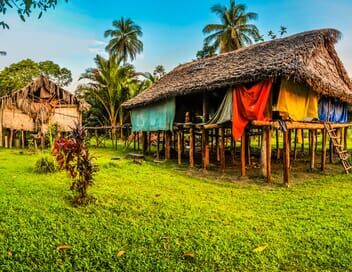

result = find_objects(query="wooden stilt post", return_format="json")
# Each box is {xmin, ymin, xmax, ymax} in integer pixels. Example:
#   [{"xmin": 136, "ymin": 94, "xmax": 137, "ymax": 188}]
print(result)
[
  {"xmin": 261, "ymin": 127, "xmax": 272, "ymax": 183},
  {"xmin": 215, "ymin": 128, "xmax": 220, "ymax": 162},
  {"xmin": 220, "ymin": 127, "xmax": 226, "ymax": 172},
  {"xmin": 177, "ymin": 130, "xmax": 182, "ymax": 165},
  {"xmin": 165, "ymin": 131, "xmax": 171, "ymax": 160},
  {"xmin": 310, "ymin": 129, "xmax": 316, "ymax": 170},
  {"xmin": 329, "ymin": 137, "xmax": 333, "ymax": 163},
  {"xmin": 142, "ymin": 131, "xmax": 148, "ymax": 155},
  {"xmin": 301, "ymin": 129, "xmax": 304, "ymax": 153},
  {"xmin": 133, "ymin": 133, "xmax": 136, "ymax": 150},
  {"xmin": 21, "ymin": 130, "xmax": 24, "ymax": 149},
  {"xmin": 293, "ymin": 129, "xmax": 298, "ymax": 161},
  {"xmin": 202, "ymin": 128, "xmax": 209, "ymax": 170},
  {"xmin": 241, "ymin": 133, "xmax": 246, "ymax": 177},
  {"xmin": 148, "ymin": 132, "xmax": 151, "ymax": 153},
  {"xmin": 276, "ymin": 129, "xmax": 280, "ymax": 160},
  {"xmin": 246, "ymin": 132, "xmax": 251, "ymax": 166},
  {"xmin": 321, "ymin": 128, "xmax": 327, "ymax": 171},
  {"xmin": 344, "ymin": 127, "xmax": 348, "ymax": 151},
  {"xmin": 283, "ymin": 129, "xmax": 290, "ymax": 186},
  {"xmin": 9, "ymin": 129, "xmax": 13, "ymax": 149},
  {"xmin": 189, "ymin": 127, "xmax": 195, "ymax": 167},
  {"xmin": 156, "ymin": 131, "xmax": 160, "ymax": 160}
]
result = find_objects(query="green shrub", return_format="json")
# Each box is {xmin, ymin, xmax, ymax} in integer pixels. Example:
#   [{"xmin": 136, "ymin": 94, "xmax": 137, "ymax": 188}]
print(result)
[{"xmin": 34, "ymin": 156, "xmax": 56, "ymax": 174}]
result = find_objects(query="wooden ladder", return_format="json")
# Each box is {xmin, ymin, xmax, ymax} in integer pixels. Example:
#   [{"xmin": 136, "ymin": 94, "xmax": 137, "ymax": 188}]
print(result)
[{"xmin": 324, "ymin": 123, "xmax": 351, "ymax": 174}]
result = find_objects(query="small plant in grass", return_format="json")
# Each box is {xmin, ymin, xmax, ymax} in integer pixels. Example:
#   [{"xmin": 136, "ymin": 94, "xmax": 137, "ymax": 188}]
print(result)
[
  {"xmin": 53, "ymin": 124, "xmax": 97, "ymax": 206},
  {"xmin": 33, "ymin": 156, "xmax": 56, "ymax": 174}
]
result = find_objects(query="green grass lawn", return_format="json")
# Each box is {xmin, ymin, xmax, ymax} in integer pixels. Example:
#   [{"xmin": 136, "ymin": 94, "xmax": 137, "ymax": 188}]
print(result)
[{"xmin": 0, "ymin": 146, "xmax": 352, "ymax": 271}]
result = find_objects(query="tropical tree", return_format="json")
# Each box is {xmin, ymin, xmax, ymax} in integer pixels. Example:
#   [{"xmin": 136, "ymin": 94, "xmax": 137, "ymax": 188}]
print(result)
[
  {"xmin": 0, "ymin": 59, "xmax": 72, "ymax": 96},
  {"xmin": 196, "ymin": 42, "xmax": 217, "ymax": 59},
  {"xmin": 203, "ymin": 0, "xmax": 261, "ymax": 53},
  {"xmin": 104, "ymin": 17, "xmax": 143, "ymax": 63},
  {"xmin": 0, "ymin": 0, "xmax": 68, "ymax": 29},
  {"xmin": 77, "ymin": 55, "xmax": 139, "ymax": 143}
]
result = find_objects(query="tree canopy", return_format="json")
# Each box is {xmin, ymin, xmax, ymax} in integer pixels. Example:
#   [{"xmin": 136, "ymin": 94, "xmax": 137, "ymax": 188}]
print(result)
[
  {"xmin": 0, "ymin": 0, "xmax": 68, "ymax": 29},
  {"xmin": 104, "ymin": 17, "xmax": 143, "ymax": 63},
  {"xmin": 0, "ymin": 59, "xmax": 72, "ymax": 96},
  {"xmin": 203, "ymin": 0, "xmax": 261, "ymax": 53}
]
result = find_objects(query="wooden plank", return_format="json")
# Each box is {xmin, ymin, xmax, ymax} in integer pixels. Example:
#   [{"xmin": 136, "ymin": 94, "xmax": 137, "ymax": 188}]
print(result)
[{"xmin": 251, "ymin": 120, "xmax": 352, "ymax": 130}]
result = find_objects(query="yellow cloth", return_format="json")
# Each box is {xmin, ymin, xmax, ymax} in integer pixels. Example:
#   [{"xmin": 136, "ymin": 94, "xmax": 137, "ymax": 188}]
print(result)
[{"xmin": 277, "ymin": 80, "xmax": 318, "ymax": 121}]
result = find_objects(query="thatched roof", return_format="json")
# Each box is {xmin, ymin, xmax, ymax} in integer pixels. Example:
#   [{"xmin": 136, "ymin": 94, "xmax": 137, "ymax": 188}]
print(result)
[
  {"xmin": 122, "ymin": 29, "xmax": 352, "ymax": 110},
  {"xmin": 0, "ymin": 75, "xmax": 86, "ymax": 123}
]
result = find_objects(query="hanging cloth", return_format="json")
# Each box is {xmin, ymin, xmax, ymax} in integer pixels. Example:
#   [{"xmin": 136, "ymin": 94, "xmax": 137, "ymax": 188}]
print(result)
[
  {"xmin": 207, "ymin": 89, "xmax": 232, "ymax": 125},
  {"xmin": 131, "ymin": 98, "xmax": 176, "ymax": 132},
  {"xmin": 277, "ymin": 80, "xmax": 318, "ymax": 121},
  {"xmin": 318, "ymin": 96, "xmax": 348, "ymax": 123},
  {"xmin": 232, "ymin": 80, "xmax": 273, "ymax": 140}
]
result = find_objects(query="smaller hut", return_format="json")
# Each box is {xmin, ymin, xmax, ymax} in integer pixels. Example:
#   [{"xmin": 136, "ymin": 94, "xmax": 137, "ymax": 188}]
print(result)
[{"xmin": 0, "ymin": 75, "xmax": 86, "ymax": 148}]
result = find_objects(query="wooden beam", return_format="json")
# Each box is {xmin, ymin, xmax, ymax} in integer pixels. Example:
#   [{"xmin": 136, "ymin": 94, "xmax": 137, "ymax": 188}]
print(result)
[
  {"xmin": 241, "ymin": 133, "xmax": 246, "ymax": 177},
  {"xmin": 220, "ymin": 127, "xmax": 225, "ymax": 172},
  {"xmin": 283, "ymin": 130, "xmax": 290, "ymax": 186},
  {"xmin": 165, "ymin": 131, "xmax": 171, "ymax": 160},
  {"xmin": 177, "ymin": 130, "xmax": 182, "ymax": 165},
  {"xmin": 189, "ymin": 127, "xmax": 195, "ymax": 167},
  {"xmin": 344, "ymin": 127, "xmax": 348, "ymax": 151},
  {"xmin": 321, "ymin": 128, "xmax": 327, "ymax": 171},
  {"xmin": 310, "ymin": 130, "xmax": 316, "ymax": 170},
  {"xmin": 156, "ymin": 131, "xmax": 160, "ymax": 160},
  {"xmin": 202, "ymin": 128, "xmax": 209, "ymax": 170},
  {"xmin": 266, "ymin": 127, "xmax": 272, "ymax": 183},
  {"xmin": 251, "ymin": 120, "xmax": 352, "ymax": 130},
  {"xmin": 142, "ymin": 131, "xmax": 148, "ymax": 155}
]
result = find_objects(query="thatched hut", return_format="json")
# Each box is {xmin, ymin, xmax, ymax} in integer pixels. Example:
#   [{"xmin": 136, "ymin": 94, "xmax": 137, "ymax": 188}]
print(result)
[
  {"xmin": 0, "ymin": 75, "xmax": 86, "ymax": 148},
  {"xmin": 122, "ymin": 29, "xmax": 352, "ymax": 185}
]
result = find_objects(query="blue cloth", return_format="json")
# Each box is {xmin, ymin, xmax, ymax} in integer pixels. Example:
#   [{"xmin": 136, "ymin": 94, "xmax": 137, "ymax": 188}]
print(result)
[
  {"xmin": 318, "ymin": 97, "xmax": 348, "ymax": 123},
  {"xmin": 131, "ymin": 98, "xmax": 175, "ymax": 132}
]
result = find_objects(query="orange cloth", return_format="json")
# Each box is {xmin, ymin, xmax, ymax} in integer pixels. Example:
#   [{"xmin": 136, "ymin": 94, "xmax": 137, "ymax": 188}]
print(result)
[{"xmin": 232, "ymin": 81, "xmax": 273, "ymax": 140}]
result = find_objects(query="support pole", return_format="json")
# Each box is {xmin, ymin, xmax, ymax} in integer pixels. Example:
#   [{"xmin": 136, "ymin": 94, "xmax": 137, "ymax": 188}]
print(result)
[
  {"xmin": 310, "ymin": 130, "xmax": 316, "ymax": 170},
  {"xmin": 220, "ymin": 127, "xmax": 225, "ymax": 172},
  {"xmin": 261, "ymin": 127, "xmax": 272, "ymax": 183},
  {"xmin": 142, "ymin": 131, "xmax": 148, "ymax": 155},
  {"xmin": 189, "ymin": 127, "xmax": 195, "ymax": 168},
  {"xmin": 202, "ymin": 128, "xmax": 210, "ymax": 170},
  {"xmin": 177, "ymin": 130, "xmax": 182, "ymax": 165},
  {"xmin": 283, "ymin": 129, "xmax": 290, "ymax": 186},
  {"xmin": 344, "ymin": 127, "xmax": 348, "ymax": 151},
  {"xmin": 241, "ymin": 133, "xmax": 246, "ymax": 177},
  {"xmin": 321, "ymin": 128, "xmax": 327, "ymax": 171},
  {"xmin": 165, "ymin": 131, "xmax": 171, "ymax": 160},
  {"xmin": 156, "ymin": 131, "xmax": 160, "ymax": 160}
]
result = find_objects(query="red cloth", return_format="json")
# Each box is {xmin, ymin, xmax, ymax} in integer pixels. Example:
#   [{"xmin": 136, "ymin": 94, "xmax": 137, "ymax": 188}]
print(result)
[{"xmin": 232, "ymin": 81, "xmax": 273, "ymax": 140}]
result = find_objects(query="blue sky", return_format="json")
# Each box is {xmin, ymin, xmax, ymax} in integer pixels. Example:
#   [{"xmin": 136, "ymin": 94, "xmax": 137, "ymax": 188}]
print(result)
[{"xmin": 1, "ymin": 0, "xmax": 352, "ymax": 91}]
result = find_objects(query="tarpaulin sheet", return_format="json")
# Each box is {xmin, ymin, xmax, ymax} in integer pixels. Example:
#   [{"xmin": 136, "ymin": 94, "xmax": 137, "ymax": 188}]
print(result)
[
  {"xmin": 318, "ymin": 96, "xmax": 348, "ymax": 123},
  {"xmin": 207, "ymin": 89, "xmax": 232, "ymax": 125},
  {"xmin": 232, "ymin": 81, "xmax": 273, "ymax": 140},
  {"xmin": 277, "ymin": 80, "xmax": 318, "ymax": 121},
  {"xmin": 131, "ymin": 98, "xmax": 175, "ymax": 132}
]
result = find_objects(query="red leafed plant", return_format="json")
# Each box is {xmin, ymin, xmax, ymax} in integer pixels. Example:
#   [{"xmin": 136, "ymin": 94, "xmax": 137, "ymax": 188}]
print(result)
[{"xmin": 53, "ymin": 124, "xmax": 97, "ymax": 205}]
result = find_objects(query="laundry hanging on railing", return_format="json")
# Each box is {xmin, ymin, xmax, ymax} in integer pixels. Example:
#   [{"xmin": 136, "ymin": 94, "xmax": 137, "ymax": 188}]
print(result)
[
  {"xmin": 207, "ymin": 89, "xmax": 232, "ymax": 125},
  {"xmin": 232, "ymin": 80, "xmax": 273, "ymax": 140},
  {"xmin": 277, "ymin": 80, "xmax": 318, "ymax": 121},
  {"xmin": 318, "ymin": 96, "xmax": 348, "ymax": 123},
  {"xmin": 131, "ymin": 98, "xmax": 176, "ymax": 132}
]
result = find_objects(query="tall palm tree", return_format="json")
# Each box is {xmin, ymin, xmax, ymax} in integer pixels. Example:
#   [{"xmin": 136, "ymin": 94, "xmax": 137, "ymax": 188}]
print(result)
[
  {"xmin": 203, "ymin": 0, "xmax": 261, "ymax": 53},
  {"xmin": 77, "ymin": 54, "xmax": 138, "ymax": 143},
  {"xmin": 104, "ymin": 17, "xmax": 143, "ymax": 62}
]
